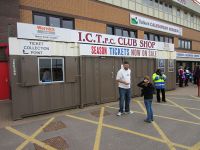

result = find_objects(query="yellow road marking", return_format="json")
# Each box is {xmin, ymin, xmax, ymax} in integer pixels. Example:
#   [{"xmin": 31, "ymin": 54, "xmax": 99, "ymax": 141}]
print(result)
[
  {"xmin": 137, "ymin": 101, "xmax": 176, "ymax": 150},
  {"xmin": 65, "ymin": 113, "xmax": 190, "ymax": 149},
  {"xmin": 16, "ymin": 117, "xmax": 55, "ymax": 150},
  {"xmin": 93, "ymin": 107, "xmax": 105, "ymax": 150},
  {"xmin": 190, "ymin": 141, "xmax": 200, "ymax": 150},
  {"xmin": 190, "ymin": 95, "xmax": 200, "ymax": 101},
  {"xmin": 5, "ymin": 127, "xmax": 56, "ymax": 150},
  {"xmin": 106, "ymin": 106, "xmax": 200, "ymax": 126},
  {"xmin": 133, "ymin": 100, "xmax": 200, "ymax": 112},
  {"xmin": 167, "ymin": 97, "xmax": 200, "ymax": 102},
  {"xmin": 153, "ymin": 102, "xmax": 200, "ymax": 111},
  {"xmin": 167, "ymin": 98, "xmax": 200, "ymax": 121},
  {"xmin": 66, "ymin": 114, "xmax": 98, "ymax": 124}
]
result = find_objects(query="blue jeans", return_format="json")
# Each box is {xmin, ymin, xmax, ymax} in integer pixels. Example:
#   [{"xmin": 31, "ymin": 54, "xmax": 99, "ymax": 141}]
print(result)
[
  {"xmin": 119, "ymin": 88, "xmax": 131, "ymax": 113},
  {"xmin": 144, "ymin": 99, "xmax": 153, "ymax": 121}
]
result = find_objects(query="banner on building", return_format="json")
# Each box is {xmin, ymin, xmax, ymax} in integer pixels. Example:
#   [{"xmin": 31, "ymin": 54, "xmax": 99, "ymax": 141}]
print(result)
[
  {"xmin": 158, "ymin": 59, "xmax": 165, "ymax": 73},
  {"xmin": 130, "ymin": 14, "xmax": 182, "ymax": 36},
  {"xmin": 168, "ymin": 59, "xmax": 175, "ymax": 72},
  {"xmin": 79, "ymin": 44, "xmax": 157, "ymax": 58},
  {"xmin": 9, "ymin": 39, "xmax": 52, "ymax": 56},
  {"xmin": 17, "ymin": 23, "xmax": 174, "ymax": 51},
  {"xmin": 176, "ymin": 52, "xmax": 200, "ymax": 58}
]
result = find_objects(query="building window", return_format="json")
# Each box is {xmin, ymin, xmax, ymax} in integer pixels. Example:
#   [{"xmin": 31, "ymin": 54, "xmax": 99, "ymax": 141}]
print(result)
[
  {"xmin": 144, "ymin": 33, "xmax": 149, "ymax": 40},
  {"xmin": 107, "ymin": 26, "xmax": 114, "ymax": 35},
  {"xmin": 190, "ymin": 14, "xmax": 194, "ymax": 22},
  {"xmin": 149, "ymin": 33, "xmax": 154, "ymax": 41},
  {"xmin": 178, "ymin": 39, "xmax": 181, "ymax": 47},
  {"xmin": 33, "ymin": 12, "xmax": 74, "ymax": 29},
  {"xmin": 33, "ymin": 15, "xmax": 47, "ymax": 25},
  {"xmin": 123, "ymin": 29, "xmax": 129, "ymax": 37},
  {"xmin": 154, "ymin": 0, "xmax": 159, "ymax": 8},
  {"xmin": 49, "ymin": 16, "xmax": 61, "ymax": 27},
  {"xmin": 178, "ymin": 39, "xmax": 191, "ymax": 50},
  {"xmin": 107, "ymin": 25, "xmax": 137, "ymax": 38},
  {"xmin": 115, "ymin": 28, "xmax": 122, "ymax": 36},
  {"xmin": 62, "ymin": 19, "xmax": 74, "ymax": 29},
  {"xmin": 144, "ymin": 32, "xmax": 173, "ymax": 43},
  {"xmin": 164, "ymin": 3, "xmax": 168, "ymax": 13},
  {"xmin": 39, "ymin": 57, "xmax": 64, "ymax": 83},
  {"xmin": 177, "ymin": 9, "xmax": 181, "ymax": 17},
  {"xmin": 165, "ymin": 37, "xmax": 169, "ymax": 43},
  {"xmin": 149, "ymin": 0, "xmax": 153, "ymax": 7},
  {"xmin": 168, "ymin": 5, "xmax": 172, "ymax": 14},
  {"xmin": 184, "ymin": 11, "xmax": 188, "ymax": 19},
  {"xmin": 159, "ymin": 1, "xmax": 164, "ymax": 10},
  {"xmin": 169, "ymin": 37, "xmax": 173, "ymax": 43},
  {"xmin": 130, "ymin": 31, "xmax": 136, "ymax": 38},
  {"xmin": 154, "ymin": 35, "xmax": 159, "ymax": 41},
  {"xmin": 160, "ymin": 36, "xmax": 164, "ymax": 42}
]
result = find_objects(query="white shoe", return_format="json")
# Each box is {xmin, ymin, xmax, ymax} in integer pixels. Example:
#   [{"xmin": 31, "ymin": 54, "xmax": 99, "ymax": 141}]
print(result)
[
  {"xmin": 125, "ymin": 111, "xmax": 134, "ymax": 114},
  {"xmin": 117, "ymin": 112, "xmax": 122, "ymax": 116}
]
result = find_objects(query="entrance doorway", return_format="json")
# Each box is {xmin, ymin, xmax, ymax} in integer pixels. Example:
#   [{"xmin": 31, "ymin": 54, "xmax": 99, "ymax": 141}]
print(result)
[
  {"xmin": 99, "ymin": 57, "xmax": 116, "ymax": 103},
  {"xmin": 0, "ymin": 43, "xmax": 10, "ymax": 100}
]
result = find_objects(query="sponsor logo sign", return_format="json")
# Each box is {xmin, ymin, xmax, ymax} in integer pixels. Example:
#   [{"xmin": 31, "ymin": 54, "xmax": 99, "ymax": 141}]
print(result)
[
  {"xmin": 177, "ymin": 52, "xmax": 200, "ymax": 58},
  {"xmin": 130, "ymin": 14, "xmax": 182, "ymax": 36}
]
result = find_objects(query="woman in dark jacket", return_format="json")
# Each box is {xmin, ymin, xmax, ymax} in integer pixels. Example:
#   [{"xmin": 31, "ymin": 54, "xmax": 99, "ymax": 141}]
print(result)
[{"xmin": 137, "ymin": 76, "xmax": 155, "ymax": 123}]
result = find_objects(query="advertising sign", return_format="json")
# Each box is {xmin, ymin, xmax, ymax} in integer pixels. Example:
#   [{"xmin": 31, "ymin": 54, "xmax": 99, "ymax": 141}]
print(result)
[
  {"xmin": 17, "ymin": 23, "xmax": 174, "ymax": 51},
  {"xmin": 80, "ymin": 44, "xmax": 157, "ymax": 58},
  {"xmin": 176, "ymin": 52, "xmax": 200, "ymax": 58},
  {"xmin": 158, "ymin": 59, "xmax": 165, "ymax": 73},
  {"xmin": 168, "ymin": 59, "xmax": 175, "ymax": 72},
  {"xmin": 130, "ymin": 14, "xmax": 182, "ymax": 36},
  {"xmin": 17, "ymin": 23, "xmax": 72, "ymax": 42}
]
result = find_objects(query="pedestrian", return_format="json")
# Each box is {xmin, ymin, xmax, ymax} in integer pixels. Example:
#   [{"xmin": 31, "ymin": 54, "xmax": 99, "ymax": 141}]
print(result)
[
  {"xmin": 116, "ymin": 61, "xmax": 133, "ymax": 116},
  {"xmin": 193, "ymin": 66, "xmax": 197, "ymax": 84},
  {"xmin": 137, "ymin": 76, "xmax": 154, "ymax": 123},
  {"xmin": 178, "ymin": 66, "xmax": 184, "ymax": 87},
  {"xmin": 195, "ymin": 66, "xmax": 200, "ymax": 86},
  {"xmin": 152, "ymin": 69, "xmax": 167, "ymax": 103},
  {"xmin": 184, "ymin": 68, "xmax": 190, "ymax": 86}
]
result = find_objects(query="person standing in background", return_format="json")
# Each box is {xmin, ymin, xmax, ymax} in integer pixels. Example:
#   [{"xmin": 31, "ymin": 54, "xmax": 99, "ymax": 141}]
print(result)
[
  {"xmin": 152, "ymin": 69, "xmax": 167, "ymax": 103},
  {"xmin": 195, "ymin": 66, "xmax": 200, "ymax": 86},
  {"xmin": 116, "ymin": 61, "xmax": 133, "ymax": 116},
  {"xmin": 178, "ymin": 66, "xmax": 184, "ymax": 87},
  {"xmin": 138, "ymin": 76, "xmax": 155, "ymax": 123}
]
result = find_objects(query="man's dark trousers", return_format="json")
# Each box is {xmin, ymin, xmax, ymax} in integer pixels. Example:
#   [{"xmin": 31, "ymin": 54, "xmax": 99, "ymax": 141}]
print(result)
[
  {"xmin": 156, "ymin": 89, "xmax": 166, "ymax": 102},
  {"xmin": 119, "ymin": 88, "xmax": 131, "ymax": 113}
]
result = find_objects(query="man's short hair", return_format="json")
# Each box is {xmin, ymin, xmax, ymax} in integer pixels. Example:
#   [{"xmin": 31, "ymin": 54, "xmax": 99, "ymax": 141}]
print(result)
[{"xmin": 123, "ymin": 61, "xmax": 129, "ymax": 64}]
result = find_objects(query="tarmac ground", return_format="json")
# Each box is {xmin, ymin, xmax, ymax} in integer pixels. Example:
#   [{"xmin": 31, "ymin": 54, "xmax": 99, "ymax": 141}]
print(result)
[{"xmin": 0, "ymin": 85, "xmax": 200, "ymax": 150}]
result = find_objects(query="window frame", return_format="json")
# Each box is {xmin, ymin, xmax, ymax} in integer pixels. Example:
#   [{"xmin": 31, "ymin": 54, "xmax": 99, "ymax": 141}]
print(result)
[
  {"xmin": 144, "ymin": 32, "xmax": 174, "ymax": 43},
  {"xmin": 33, "ymin": 12, "xmax": 75, "ymax": 29},
  {"xmin": 33, "ymin": 13, "xmax": 48, "ymax": 26},
  {"xmin": 38, "ymin": 57, "xmax": 65, "ymax": 84},
  {"xmin": 178, "ymin": 39, "xmax": 192, "ymax": 50},
  {"xmin": 106, "ymin": 25, "xmax": 137, "ymax": 38}
]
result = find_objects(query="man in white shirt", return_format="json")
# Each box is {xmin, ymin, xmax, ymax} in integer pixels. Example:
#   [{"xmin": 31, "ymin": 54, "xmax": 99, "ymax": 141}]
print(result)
[{"xmin": 116, "ymin": 61, "xmax": 133, "ymax": 116}]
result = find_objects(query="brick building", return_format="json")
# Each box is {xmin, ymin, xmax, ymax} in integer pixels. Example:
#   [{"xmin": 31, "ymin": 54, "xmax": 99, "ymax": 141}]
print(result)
[{"xmin": 0, "ymin": 0, "xmax": 200, "ymax": 119}]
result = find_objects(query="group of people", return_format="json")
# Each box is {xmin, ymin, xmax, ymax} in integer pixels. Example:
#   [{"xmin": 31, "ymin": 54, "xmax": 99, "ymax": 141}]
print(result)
[
  {"xmin": 178, "ymin": 66, "xmax": 191, "ymax": 87},
  {"xmin": 116, "ymin": 61, "xmax": 166, "ymax": 123},
  {"xmin": 178, "ymin": 66, "xmax": 200, "ymax": 87}
]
